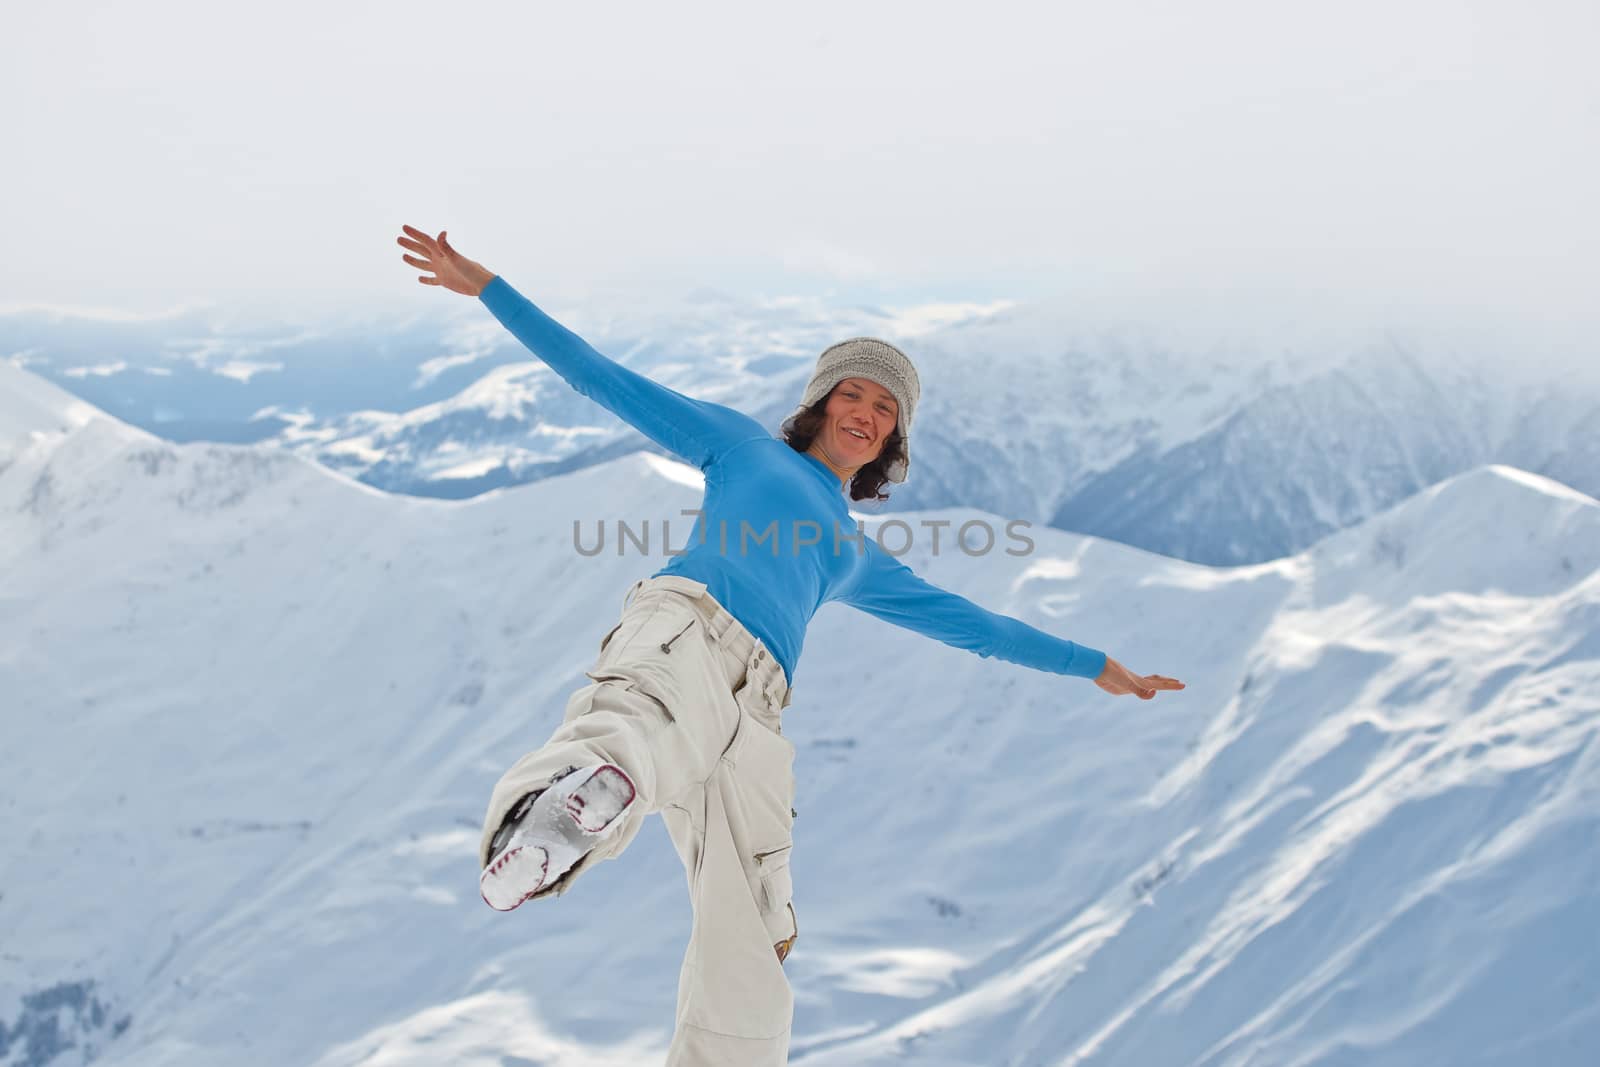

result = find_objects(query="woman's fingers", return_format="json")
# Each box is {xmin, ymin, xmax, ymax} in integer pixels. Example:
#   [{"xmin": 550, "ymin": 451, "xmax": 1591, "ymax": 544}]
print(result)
[
  {"xmin": 1096, "ymin": 658, "xmax": 1185, "ymax": 699},
  {"xmin": 1133, "ymin": 674, "xmax": 1186, "ymax": 699},
  {"xmin": 399, "ymin": 226, "xmax": 452, "ymax": 281},
  {"xmin": 399, "ymin": 225, "xmax": 490, "ymax": 296},
  {"xmin": 400, "ymin": 243, "xmax": 443, "ymax": 280},
  {"xmin": 398, "ymin": 228, "xmax": 441, "ymax": 268},
  {"xmin": 1130, "ymin": 674, "xmax": 1184, "ymax": 698}
]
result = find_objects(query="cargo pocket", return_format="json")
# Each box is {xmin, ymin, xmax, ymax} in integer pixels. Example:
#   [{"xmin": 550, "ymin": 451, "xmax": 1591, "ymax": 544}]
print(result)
[
  {"xmin": 584, "ymin": 596, "xmax": 702, "ymax": 725},
  {"xmin": 755, "ymin": 843, "xmax": 800, "ymax": 959},
  {"xmin": 582, "ymin": 667, "xmax": 677, "ymax": 724},
  {"xmin": 725, "ymin": 705, "xmax": 798, "ymax": 950},
  {"xmin": 755, "ymin": 843, "xmax": 793, "ymax": 907}
]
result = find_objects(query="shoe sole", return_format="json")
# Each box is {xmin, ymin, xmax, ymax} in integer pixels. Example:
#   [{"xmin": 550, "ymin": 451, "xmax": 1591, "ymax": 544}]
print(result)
[{"xmin": 479, "ymin": 764, "xmax": 636, "ymax": 912}]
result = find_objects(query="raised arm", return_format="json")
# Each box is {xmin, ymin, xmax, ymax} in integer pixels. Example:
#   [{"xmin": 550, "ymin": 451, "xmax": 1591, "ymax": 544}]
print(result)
[
  {"xmin": 838, "ymin": 538, "xmax": 1109, "ymax": 680},
  {"xmin": 398, "ymin": 226, "xmax": 767, "ymax": 468}
]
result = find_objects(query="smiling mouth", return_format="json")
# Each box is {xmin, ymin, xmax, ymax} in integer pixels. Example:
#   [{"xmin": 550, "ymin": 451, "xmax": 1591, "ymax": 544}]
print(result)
[{"xmin": 842, "ymin": 427, "xmax": 872, "ymax": 443}]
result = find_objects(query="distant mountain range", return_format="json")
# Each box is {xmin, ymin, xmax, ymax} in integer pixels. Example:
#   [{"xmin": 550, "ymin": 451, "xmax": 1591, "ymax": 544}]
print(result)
[{"xmin": 7, "ymin": 290, "xmax": 1596, "ymax": 570}]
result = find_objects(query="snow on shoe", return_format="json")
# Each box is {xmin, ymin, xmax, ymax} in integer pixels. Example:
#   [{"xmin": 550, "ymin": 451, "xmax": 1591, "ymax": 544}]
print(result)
[{"xmin": 479, "ymin": 764, "xmax": 637, "ymax": 912}]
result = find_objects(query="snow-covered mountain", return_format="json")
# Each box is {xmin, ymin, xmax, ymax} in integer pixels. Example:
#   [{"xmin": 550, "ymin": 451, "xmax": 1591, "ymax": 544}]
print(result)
[
  {"xmin": 262, "ymin": 287, "xmax": 997, "ymax": 499},
  {"xmin": 265, "ymin": 297, "xmax": 1600, "ymax": 566},
  {"xmin": 13, "ymin": 291, "xmax": 1597, "ymax": 571},
  {"xmin": 0, "ymin": 362, "xmax": 103, "ymax": 466},
  {"xmin": 2, "ymin": 361, "xmax": 1597, "ymax": 1066}
]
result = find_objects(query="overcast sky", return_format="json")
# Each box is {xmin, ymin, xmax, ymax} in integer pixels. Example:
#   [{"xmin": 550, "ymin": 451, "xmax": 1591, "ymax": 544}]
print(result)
[{"xmin": 4, "ymin": 0, "xmax": 1595, "ymax": 372}]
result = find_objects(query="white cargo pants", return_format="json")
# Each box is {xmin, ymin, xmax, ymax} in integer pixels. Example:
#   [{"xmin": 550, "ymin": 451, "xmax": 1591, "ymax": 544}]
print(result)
[{"xmin": 478, "ymin": 574, "xmax": 800, "ymax": 1066}]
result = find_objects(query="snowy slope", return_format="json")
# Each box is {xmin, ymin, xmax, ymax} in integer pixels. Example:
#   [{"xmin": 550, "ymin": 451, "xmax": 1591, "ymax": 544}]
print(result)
[
  {"xmin": 0, "ymin": 357, "xmax": 112, "ymax": 461},
  {"xmin": 793, "ymin": 465, "xmax": 1600, "ymax": 1066},
  {"xmin": 1, "ymin": 367, "xmax": 1597, "ymax": 1066}
]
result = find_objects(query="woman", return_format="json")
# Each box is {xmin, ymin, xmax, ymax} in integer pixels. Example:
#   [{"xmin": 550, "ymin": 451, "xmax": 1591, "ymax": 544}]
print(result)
[{"xmin": 396, "ymin": 225, "xmax": 1184, "ymax": 1066}]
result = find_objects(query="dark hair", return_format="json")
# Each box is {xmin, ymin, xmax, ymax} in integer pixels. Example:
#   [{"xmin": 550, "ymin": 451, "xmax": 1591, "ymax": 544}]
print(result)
[{"xmin": 780, "ymin": 386, "xmax": 906, "ymax": 503}]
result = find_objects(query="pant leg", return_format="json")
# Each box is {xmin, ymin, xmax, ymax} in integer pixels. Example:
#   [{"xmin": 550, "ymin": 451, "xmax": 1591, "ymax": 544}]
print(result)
[
  {"xmin": 661, "ymin": 666, "xmax": 800, "ymax": 1066},
  {"xmin": 476, "ymin": 586, "xmax": 739, "ymax": 892},
  {"xmin": 477, "ymin": 578, "xmax": 801, "ymax": 1062}
]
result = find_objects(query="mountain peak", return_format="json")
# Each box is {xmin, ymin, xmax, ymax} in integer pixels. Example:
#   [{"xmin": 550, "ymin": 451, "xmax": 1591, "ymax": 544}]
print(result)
[
  {"xmin": 0, "ymin": 357, "xmax": 114, "ymax": 451},
  {"xmin": 1302, "ymin": 462, "xmax": 1600, "ymax": 604}
]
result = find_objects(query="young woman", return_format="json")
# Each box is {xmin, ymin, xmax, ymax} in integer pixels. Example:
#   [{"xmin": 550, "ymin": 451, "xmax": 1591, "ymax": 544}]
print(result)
[{"xmin": 397, "ymin": 225, "xmax": 1184, "ymax": 1066}]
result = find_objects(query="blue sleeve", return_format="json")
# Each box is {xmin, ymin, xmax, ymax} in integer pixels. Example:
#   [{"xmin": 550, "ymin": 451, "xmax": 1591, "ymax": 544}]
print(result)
[
  {"xmin": 478, "ymin": 275, "xmax": 768, "ymax": 468},
  {"xmin": 838, "ymin": 538, "xmax": 1108, "ymax": 679}
]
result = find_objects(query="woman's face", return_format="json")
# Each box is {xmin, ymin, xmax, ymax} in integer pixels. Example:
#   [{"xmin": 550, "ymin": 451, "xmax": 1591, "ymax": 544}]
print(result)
[{"xmin": 818, "ymin": 377, "xmax": 898, "ymax": 468}]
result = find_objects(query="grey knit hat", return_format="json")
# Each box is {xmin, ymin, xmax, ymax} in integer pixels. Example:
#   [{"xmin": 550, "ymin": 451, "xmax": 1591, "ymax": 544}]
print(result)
[{"xmin": 797, "ymin": 337, "xmax": 921, "ymax": 483}]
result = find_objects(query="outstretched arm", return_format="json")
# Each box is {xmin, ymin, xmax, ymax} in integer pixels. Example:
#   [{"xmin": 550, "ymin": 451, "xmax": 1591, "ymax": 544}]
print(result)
[
  {"xmin": 838, "ymin": 538, "xmax": 1109, "ymax": 679},
  {"xmin": 477, "ymin": 275, "xmax": 767, "ymax": 468},
  {"xmin": 398, "ymin": 226, "xmax": 767, "ymax": 468},
  {"xmin": 839, "ymin": 540, "xmax": 1186, "ymax": 699}
]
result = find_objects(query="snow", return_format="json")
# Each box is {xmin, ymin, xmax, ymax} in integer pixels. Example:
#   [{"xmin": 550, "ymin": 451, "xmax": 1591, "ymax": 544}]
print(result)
[
  {"xmin": 1, "ymin": 361, "xmax": 1597, "ymax": 1066},
  {"xmin": 212, "ymin": 359, "xmax": 284, "ymax": 383},
  {"xmin": 0, "ymin": 356, "xmax": 113, "ymax": 452},
  {"xmin": 61, "ymin": 361, "xmax": 129, "ymax": 378}
]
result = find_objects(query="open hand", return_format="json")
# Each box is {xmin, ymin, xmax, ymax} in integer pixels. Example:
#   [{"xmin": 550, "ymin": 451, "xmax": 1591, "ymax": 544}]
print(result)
[
  {"xmin": 397, "ymin": 225, "xmax": 495, "ymax": 297},
  {"xmin": 1095, "ymin": 656, "xmax": 1185, "ymax": 700}
]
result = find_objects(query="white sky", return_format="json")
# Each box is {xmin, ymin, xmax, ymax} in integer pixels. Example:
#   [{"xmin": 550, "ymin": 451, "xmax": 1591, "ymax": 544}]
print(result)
[{"xmin": 4, "ymin": 0, "xmax": 1596, "ymax": 370}]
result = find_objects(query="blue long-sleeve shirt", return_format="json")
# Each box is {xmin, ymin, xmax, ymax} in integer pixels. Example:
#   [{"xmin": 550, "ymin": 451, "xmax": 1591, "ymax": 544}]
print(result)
[{"xmin": 479, "ymin": 275, "xmax": 1108, "ymax": 689}]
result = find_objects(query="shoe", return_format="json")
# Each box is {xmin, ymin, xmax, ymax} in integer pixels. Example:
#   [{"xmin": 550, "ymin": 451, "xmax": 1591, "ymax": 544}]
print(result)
[{"xmin": 479, "ymin": 763, "xmax": 637, "ymax": 912}]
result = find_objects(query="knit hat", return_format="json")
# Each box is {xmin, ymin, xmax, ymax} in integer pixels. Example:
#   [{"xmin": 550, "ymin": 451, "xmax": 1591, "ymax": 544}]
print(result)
[{"xmin": 797, "ymin": 337, "xmax": 921, "ymax": 483}]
